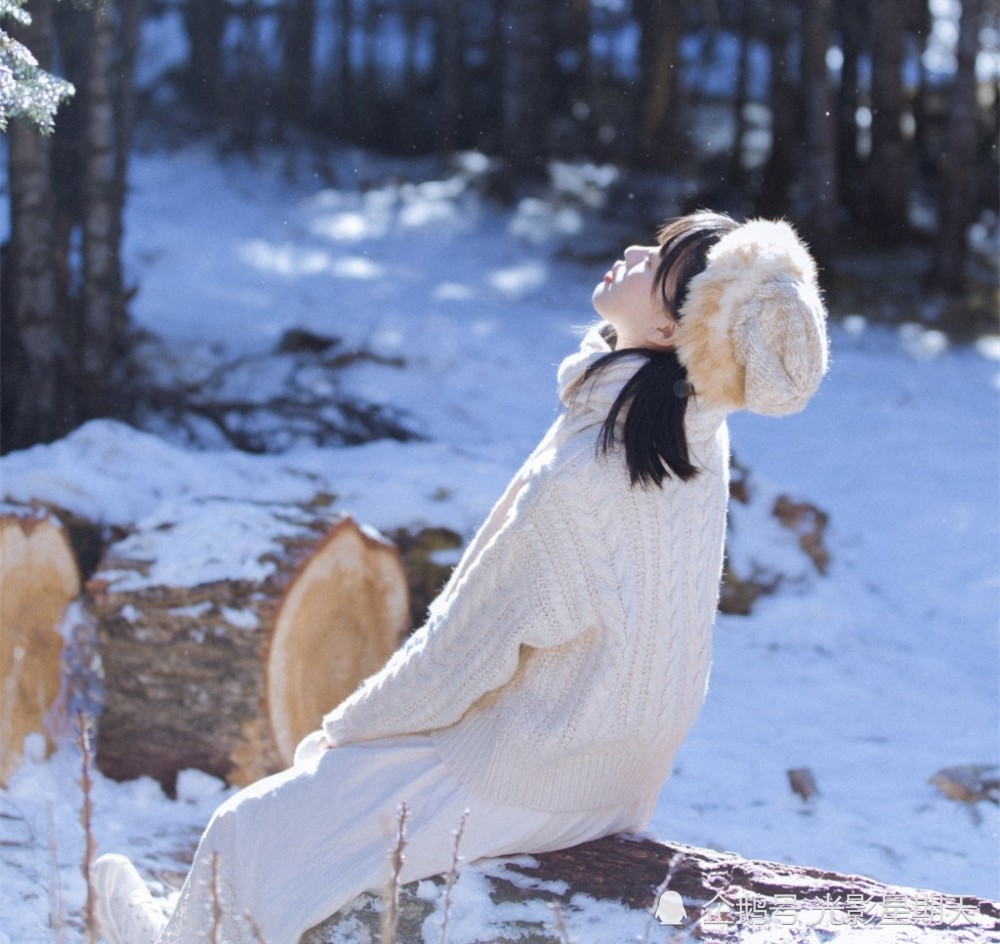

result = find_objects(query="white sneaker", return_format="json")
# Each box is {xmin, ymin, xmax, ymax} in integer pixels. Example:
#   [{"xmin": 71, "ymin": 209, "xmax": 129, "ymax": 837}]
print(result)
[{"xmin": 92, "ymin": 853, "xmax": 167, "ymax": 944}]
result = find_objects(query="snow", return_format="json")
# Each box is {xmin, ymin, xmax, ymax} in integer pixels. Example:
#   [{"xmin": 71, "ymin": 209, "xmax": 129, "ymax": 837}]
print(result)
[{"xmin": 1, "ymin": 145, "xmax": 998, "ymax": 942}]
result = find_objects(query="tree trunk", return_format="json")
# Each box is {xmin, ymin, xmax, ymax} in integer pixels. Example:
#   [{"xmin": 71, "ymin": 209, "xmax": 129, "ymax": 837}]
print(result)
[
  {"xmin": 0, "ymin": 508, "xmax": 81, "ymax": 785},
  {"xmin": 834, "ymin": 0, "xmax": 865, "ymax": 217},
  {"xmin": 801, "ymin": 0, "xmax": 838, "ymax": 266},
  {"xmin": 336, "ymin": 0, "xmax": 355, "ymax": 134},
  {"xmin": 436, "ymin": 0, "xmax": 463, "ymax": 153},
  {"xmin": 928, "ymin": 0, "xmax": 984, "ymax": 293},
  {"xmin": 499, "ymin": 0, "xmax": 550, "ymax": 181},
  {"xmin": 757, "ymin": 0, "xmax": 800, "ymax": 218},
  {"xmin": 730, "ymin": 3, "xmax": 754, "ymax": 187},
  {"xmin": 3, "ymin": 0, "xmax": 75, "ymax": 451},
  {"xmin": 867, "ymin": 0, "xmax": 910, "ymax": 237},
  {"xmin": 633, "ymin": 0, "xmax": 683, "ymax": 170},
  {"xmin": 88, "ymin": 508, "xmax": 409, "ymax": 793},
  {"xmin": 280, "ymin": 0, "xmax": 317, "ymax": 131},
  {"xmin": 180, "ymin": 0, "xmax": 228, "ymax": 118},
  {"xmin": 80, "ymin": 2, "xmax": 130, "ymax": 421}
]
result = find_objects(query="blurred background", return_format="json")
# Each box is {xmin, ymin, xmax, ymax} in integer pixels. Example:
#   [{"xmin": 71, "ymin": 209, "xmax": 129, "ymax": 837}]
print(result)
[{"xmin": 2, "ymin": 0, "xmax": 998, "ymax": 454}]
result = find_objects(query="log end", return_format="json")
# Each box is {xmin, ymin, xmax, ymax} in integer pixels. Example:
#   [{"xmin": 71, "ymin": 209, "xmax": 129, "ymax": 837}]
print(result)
[
  {"xmin": 264, "ymin": 517, "xmax": 410, "ymax": 776},
  {"xmin": 0, "ymin": 510, "xmax": 81, "ymax": 784}
]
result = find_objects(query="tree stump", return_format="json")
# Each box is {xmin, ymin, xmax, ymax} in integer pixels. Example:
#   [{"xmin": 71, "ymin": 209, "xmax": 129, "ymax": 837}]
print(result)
[
  {"xmin": 87, "ymin": 501, "xmax": 409, "ymax": 792},
  {"xmin": 0, "ymin": 506, "xmax": 81, "ymax": 784}
]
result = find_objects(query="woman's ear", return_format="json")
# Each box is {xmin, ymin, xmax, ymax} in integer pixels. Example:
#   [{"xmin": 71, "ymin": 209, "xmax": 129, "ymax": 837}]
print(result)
[{"xmin": 649, "ymin": 321, "xmax": 677, "ymax": 350}]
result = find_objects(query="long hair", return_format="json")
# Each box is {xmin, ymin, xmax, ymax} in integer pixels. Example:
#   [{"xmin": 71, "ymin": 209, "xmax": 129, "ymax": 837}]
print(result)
[{"xmin": 586, "ymin": 211, "xmax": 739, "ymax": 488}]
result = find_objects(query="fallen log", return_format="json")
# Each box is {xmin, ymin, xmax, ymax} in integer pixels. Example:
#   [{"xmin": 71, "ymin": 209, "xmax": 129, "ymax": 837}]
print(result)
[
  {"xmin": 87, "ymin": 501, "xmax": 409, "ymax": 792},
  {"xmin": 0, "ymin": 505, "xmax": 81, "ymax": 784},
  {"xmin": 304, "ymin": 834, "xmax": 1000, "ymax": 943}
]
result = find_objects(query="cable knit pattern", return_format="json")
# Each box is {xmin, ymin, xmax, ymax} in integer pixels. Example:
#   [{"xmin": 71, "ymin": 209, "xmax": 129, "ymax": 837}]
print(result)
[{"xmin": 323, "ymin": 326, "xmax": 730, "ymax": 812}]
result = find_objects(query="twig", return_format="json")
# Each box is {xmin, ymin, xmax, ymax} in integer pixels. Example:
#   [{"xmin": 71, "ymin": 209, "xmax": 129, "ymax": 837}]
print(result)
[
  {"xmin": 641, "ymin": 854, "xmax": 689, "ymax": 944},
  {"xmin": 438, "ymin": 808, "xmax": 469, "ymax": 944},
  {"xmin": 380, "ymin": 802, "xmax": 409, "ymax": 944}
]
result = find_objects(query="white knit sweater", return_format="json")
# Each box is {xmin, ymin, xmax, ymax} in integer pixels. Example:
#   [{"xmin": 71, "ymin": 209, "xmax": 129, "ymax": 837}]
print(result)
[{"xmin": 323, "ymin": 327, "xmax": 731, "ymax": 812}]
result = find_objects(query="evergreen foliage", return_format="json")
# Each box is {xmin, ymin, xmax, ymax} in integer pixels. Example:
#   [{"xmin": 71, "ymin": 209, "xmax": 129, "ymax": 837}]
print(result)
[{"xmin": 0, "ymin": 0, "xmax": 74, "ymax": 132}]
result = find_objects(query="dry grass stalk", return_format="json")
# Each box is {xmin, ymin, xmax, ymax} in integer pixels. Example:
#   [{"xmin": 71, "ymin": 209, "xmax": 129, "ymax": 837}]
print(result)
[
  {"xmin": 211, "ymin": 851, "xmax": 225, "ymax": 944},
  {"xmin": 47, "ymin": 801, "xmax": 68, "ymax": 944},
  {"xmin": 77, "ymin": 712, "xmax": 97, "ymax": 944},
  {"xmin": 380, "ymin": 801, "xmax": 410, "ymax": 944},
  {"xmin": 548, "ymin": 901, "xmax": 572, "ymax": 944},
  {"xmin": 641, "ymin": 854, "xmax": 686, "ymax": 944},
  {"xmin": 437, "ymin": 808, "xmax": 469, "ymax": 944}
]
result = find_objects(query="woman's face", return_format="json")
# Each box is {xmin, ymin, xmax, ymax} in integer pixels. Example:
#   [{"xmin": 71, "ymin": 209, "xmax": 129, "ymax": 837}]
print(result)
[{"xmin": 591, "ymin": 245, "xmax": 676, "ymax": 350}]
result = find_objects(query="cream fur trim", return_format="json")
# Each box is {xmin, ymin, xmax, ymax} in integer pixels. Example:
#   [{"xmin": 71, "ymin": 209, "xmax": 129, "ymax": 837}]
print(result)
[{"xmin": 675, "ymin": 219, "xmax": 829, "ymax": 416}]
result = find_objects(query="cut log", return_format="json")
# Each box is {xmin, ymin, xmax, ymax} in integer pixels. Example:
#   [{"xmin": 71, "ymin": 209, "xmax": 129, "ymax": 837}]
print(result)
[
  {"xmin": 303, "ymin": 835, "xmax": 1000, "ymax": 943},
  {"xmin": 0, "ymin": 505, "xmax": 81, "ymax": 784},
  {"xmin": 87, "ymin": 501, "xmax": 409, "ymax": 792}
]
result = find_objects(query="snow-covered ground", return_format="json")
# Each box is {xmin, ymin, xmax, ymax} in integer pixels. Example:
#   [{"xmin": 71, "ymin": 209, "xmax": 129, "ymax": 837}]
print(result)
[{"xmin": 1, "ymin": 145, "xmax": 998, "ymax": 942}]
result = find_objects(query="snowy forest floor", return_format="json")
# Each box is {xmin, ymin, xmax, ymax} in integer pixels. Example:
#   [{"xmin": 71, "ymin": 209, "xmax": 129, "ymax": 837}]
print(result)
[{"xmin": 1, "ymin": 142, "xmax": 998, "ymax": 943}]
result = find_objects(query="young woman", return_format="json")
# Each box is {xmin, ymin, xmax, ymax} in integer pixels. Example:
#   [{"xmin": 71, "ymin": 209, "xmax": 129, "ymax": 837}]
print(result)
[{"xmin": 94, "ymin": 211, "xmax": 828, "ymax": 944}]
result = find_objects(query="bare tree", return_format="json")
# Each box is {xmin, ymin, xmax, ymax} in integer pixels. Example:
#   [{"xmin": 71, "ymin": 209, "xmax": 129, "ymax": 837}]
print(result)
[{"xmin": 928, "ymin": 0, "xmax": 985, "ymax": 293}]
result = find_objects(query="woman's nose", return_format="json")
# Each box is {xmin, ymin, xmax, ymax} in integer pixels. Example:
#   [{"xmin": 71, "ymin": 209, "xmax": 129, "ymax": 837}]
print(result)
[{"xmin": 623, "ymin": 245, "xmax": 645, "ymax": 265}]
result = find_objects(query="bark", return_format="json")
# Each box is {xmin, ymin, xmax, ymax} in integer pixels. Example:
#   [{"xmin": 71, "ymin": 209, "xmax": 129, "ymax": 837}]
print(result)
[
  {"xmin": 336, "ymin": 0, "xmax": 355, "ymax": 132},
  {"xmin": 499, "ymin": 0, "xmax": 550, "ymax": 181},
  {"xmin": 280, "ymin": 0, "xmax": 317, "ymax": 130},
  {"xmin": 307, "ymin": 834, "xmax": 1000, "ymax": 941},
  {"xmin": 730, "ymin": 2, "xmax": 754, "ymax": 186},
  {"xmin": 88, "ymin": 509, "xmax": 409, "ymax": 793},
  {"xmin": 867, "ymin": 0, "xmax": 910, "ymax": 237},
  {"xmin": 834, "ymin": 0, "xmax": 865, "ymax": 216},
  {"xmin": 436, "ymin": 0, "xmax": 463, "ymax": 153},
  {"xmin": 801, "ymin": 0, "xmax": 838, "ymax": 266},
  {"xmin": 928, "ymin": 0, "xmax": 984, "ymax": 293},
  {"xmin": 757, "ymin": 0, "xmax": 800, "ymax": 218},
  {"xmin": 81, "ymin": 2, "xmax": 130, "ymax": 420},
  {"xmin": 0, "ymin": 508, "xmax": 81, "ymax": 784},
  {"xmin": 633, "ymin": 0, "xmax": 683, "ymax": 170},
  {"xmin": 3, "ymin": 0, "xmax": 74, "ymax": 450},
  {"xmin": 180, "ymin": 0, "xmax": 228, "ymax": 117}
]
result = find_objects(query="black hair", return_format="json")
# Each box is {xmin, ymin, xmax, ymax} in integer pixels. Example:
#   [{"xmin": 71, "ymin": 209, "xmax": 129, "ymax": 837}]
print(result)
[{"xmin": 586, "ymin": 211, "xmax": 739, "ymax": 488}]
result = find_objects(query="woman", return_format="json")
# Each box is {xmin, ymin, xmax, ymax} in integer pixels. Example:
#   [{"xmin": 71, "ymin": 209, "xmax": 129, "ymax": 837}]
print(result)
[{"xmin": 94, "ymin": 211, "xmax": 828, "ymax": 943}]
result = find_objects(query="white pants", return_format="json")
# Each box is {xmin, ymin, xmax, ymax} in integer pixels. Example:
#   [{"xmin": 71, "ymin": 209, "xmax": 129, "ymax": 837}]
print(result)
[{"xmin": 155, "ymin": 733, "xmax": 656, "ymax": 944}]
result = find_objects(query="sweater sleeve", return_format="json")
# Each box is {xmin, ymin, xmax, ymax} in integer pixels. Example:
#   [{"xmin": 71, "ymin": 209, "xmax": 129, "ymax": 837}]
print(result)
[{"xmin": 322, "ymin": 485, "xmax": 597, "ymax": 747}]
